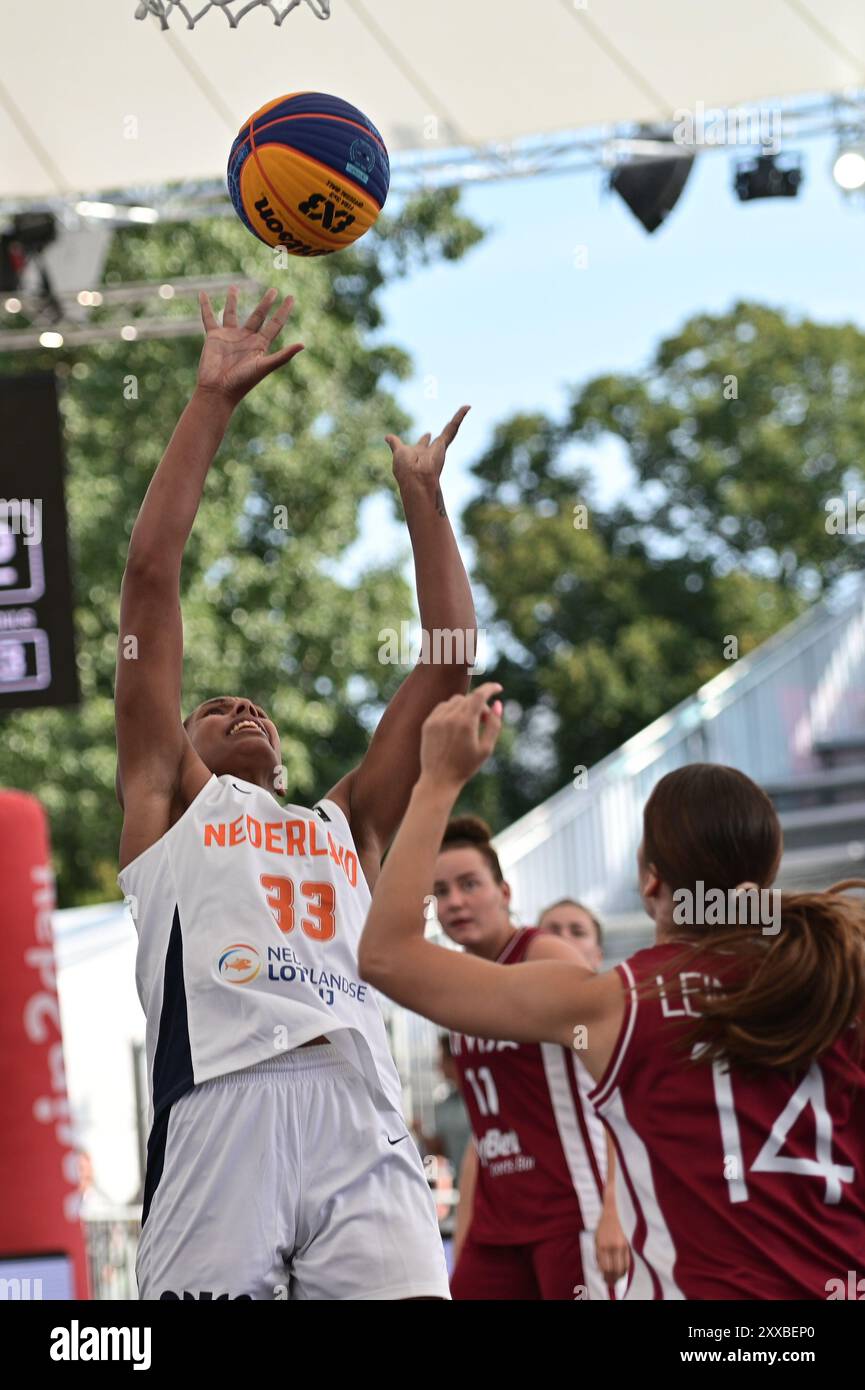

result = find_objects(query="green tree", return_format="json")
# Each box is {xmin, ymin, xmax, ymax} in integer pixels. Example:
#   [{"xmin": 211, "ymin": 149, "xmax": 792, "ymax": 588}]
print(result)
[
  {"xmin": 0, "ymin": 190, "xmax": 484, "ymax": 904},
  {"xmin": 462, "ymin": 302, "xmax": 865, "ymax": 826}
]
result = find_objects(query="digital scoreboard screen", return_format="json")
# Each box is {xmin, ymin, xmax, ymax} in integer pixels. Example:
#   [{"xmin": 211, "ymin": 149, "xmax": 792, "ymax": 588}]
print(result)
[{"xmin": 0, "ymin": 374, "xmax": 78, "ymax": 710}]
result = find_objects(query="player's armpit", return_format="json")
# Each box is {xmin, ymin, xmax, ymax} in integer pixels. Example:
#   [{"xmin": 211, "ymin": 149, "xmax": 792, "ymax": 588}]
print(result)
[
  {"xmin": 322, "ymin": 767, "xmax": 356, "ymax": 835},
  {"xmin": 321, "ymin": 767, "xmax": 384, "ymax": 890},
  {"xmin": 333, "ymin": 662, "xmax": 471, "ymax": 855}
]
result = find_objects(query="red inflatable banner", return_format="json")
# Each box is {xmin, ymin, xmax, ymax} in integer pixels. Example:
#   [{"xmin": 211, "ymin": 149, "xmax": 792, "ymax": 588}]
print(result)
[{"xmin": 0, "ymin": 790, "xmax": 89, "ymax": 1298}]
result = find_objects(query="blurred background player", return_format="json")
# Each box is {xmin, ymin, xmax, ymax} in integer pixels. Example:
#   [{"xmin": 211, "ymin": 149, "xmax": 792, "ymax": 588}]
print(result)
[
  {"xmin": 420, "ymin": 1035, "xmax": 472, "ymax": 1254},
  {"xmin": 360, "ymin": 687, "xmax": 865, "ymax": 1300},
  {"xmin": 538, "ymin": 897, "xmax": 629, "ymax": 1289},
  {"xmin": 427, "ymin": 1035, "xmax": 472, "ymax": 1187},
  {"xmin": 115, "ymin": 286, "xmax": 476, "ymax": 1301},
  {"xmin": 538, "ymin": 899, "xmax": 604, "ymax": 972},
  {"xmin": 433, "ymin": 814, "xmax": 628, "ymax": 1300}
]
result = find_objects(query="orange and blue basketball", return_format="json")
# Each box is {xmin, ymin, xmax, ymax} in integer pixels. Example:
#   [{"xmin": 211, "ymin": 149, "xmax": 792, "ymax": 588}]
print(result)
[{"xmin": 227, "ymin": 92, "xmax": 390, "ymax": 257}]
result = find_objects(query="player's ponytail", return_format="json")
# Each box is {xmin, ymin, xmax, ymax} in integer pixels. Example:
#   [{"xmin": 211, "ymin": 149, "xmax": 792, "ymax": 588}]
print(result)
[
  {"xmin": 440, "ymin": 814, "xmax": 504, "ymax": 884},
  {"xmin": 685, "ymin": 888, "xmax": 865, "ymax": 1071},
  {"xmin": 643, "ymin": 765, "xmax": 865, "ymax": 1070}
]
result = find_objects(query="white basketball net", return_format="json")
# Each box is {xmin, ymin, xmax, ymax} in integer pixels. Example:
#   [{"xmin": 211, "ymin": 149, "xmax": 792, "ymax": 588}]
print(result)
[{"xmin": 135, "ymin": 0, "xmax": 331, "ymax": 28}]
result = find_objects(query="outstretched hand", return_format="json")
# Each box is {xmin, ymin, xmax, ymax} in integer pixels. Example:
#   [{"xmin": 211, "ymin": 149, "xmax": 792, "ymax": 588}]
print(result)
[
  {"xmin": 197, "ymin": 286, "xmax": 304, "ymax": 406},
  {"xmin": 384, "ymin": 405, "xmax": 470, "ymax": 488},
  {"xmin": 420, "ymin": 682, "xmax": 504, "ymax": 790}
]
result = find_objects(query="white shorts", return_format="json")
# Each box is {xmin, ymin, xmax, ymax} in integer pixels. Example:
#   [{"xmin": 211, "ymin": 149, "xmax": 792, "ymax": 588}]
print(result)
[{"xmin": 137, "ymin": 1044, "xmax": 451, "ymax": 1301}]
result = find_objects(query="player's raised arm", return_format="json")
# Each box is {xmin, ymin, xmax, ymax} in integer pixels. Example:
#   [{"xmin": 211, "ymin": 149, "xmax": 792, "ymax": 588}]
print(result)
[
  {"xmin": 115, "ymin": 287, "xmax": 303, "ymax": 864},
  {"xmin": 358, "ymin": 685, "xmax": 625, "ymax": 1074},
  {"xmin": 324, "ymin": 407, "xmax": 477, "ymax": 880}
]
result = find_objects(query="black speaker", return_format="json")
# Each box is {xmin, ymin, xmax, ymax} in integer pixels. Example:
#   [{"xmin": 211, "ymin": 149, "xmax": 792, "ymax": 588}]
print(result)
[{"xmin": 610, "ymin": 153, "xmax": 695, "ymax": 232}]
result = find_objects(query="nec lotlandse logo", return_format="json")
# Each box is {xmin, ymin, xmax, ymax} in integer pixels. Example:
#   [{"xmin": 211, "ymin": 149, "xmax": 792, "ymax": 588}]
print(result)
[
  {"xmin": 218, "ymin": 943, "xmax": 261, "ymax": 984},
  {"xmin": 216, "ymin": 942, "xmax": 368, "ymax": 1009}
]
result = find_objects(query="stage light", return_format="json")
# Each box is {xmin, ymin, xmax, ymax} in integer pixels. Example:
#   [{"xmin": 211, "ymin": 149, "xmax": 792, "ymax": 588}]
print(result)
[
  {"xmin": 0, "ymin": 275, "xmax": 260, "ymax": 352},
  {"xmin": 75, "ymin": 201, "xmax": 116, "ymax": 219},
  {"xmin": 1, "ymin": 212, "xmax": 57, "ymax": 291},
  {"xmin": 832, "ymin": 148, "xmax": 865, "ymax": 192},
  {"xmin": 6, "ymin": 212, "xmax": 57, "ymax": 251},
  {"xmin": 607, "ymin": 138, "xmax": 695, "ymax": 233},
  {"xmin": 734, "ymin": 152, "xmax": 802, "ymax": 202},
  {"xmin": 74, "ymin": 201, "xmax": 156, "ymax": 224}
]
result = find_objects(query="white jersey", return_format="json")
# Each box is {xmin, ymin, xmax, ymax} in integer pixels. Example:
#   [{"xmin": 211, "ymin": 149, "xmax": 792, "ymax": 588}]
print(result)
[{"xmin": 118, "ymin": 774, "xmax": 404, "ymax": 1125}]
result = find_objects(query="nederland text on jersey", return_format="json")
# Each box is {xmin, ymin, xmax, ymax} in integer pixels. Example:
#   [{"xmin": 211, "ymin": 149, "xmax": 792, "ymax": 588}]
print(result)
[{"xmin": 203, "ymin": 813, "xmax": 359, "ymax": 887}]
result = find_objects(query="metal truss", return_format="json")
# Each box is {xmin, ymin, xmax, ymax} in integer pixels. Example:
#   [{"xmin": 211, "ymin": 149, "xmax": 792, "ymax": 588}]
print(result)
[
  {"xmin": 0, "ymin": 275, "xmax": 261, "ymax": 353},
  {"xmin": 2, "ymin": 90, "xmax": 863, "ymax": 226},
  {"xmin": 2, "ymin": 92, "xmax": 864, "ymax": 351}
]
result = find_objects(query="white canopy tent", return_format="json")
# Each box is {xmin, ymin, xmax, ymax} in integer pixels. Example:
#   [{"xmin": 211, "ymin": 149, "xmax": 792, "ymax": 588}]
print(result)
[{"xmin": 2, "ymin": 0, "xmax": 865, "ymax": 202}]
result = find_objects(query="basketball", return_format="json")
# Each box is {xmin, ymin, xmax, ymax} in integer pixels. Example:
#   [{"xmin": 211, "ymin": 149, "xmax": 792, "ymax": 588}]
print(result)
[{"xmin": 227, "ymin": 91, "xmax": 390, "ymax": 257}]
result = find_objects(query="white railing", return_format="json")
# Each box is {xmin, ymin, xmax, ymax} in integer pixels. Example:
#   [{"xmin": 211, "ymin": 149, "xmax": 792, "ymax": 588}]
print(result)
[{"xmin": 494, "ymin": 586, "xmax": 865, "ymax": 918}]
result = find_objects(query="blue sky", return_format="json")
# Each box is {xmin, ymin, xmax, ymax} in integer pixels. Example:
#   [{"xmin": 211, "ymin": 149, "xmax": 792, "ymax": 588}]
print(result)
[{"xmin": 350, "ymin": 129, "xmax": 864, "ymax": 588}]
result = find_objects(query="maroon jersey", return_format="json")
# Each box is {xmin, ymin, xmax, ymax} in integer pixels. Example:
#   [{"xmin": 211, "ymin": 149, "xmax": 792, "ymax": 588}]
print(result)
[
  {"xmin": 591, "ymin": 943, "xmax": 865, "ymax": 1299},
  {"xmin": 451, "ymin": 927, "xmax": 607, "ymax": 1244}
]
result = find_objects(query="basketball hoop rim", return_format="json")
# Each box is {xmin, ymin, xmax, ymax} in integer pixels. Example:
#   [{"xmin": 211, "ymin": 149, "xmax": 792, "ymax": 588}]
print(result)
[{"xmin": 134, "ymin": 0, "xmax": 332, "ymax": 30}]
